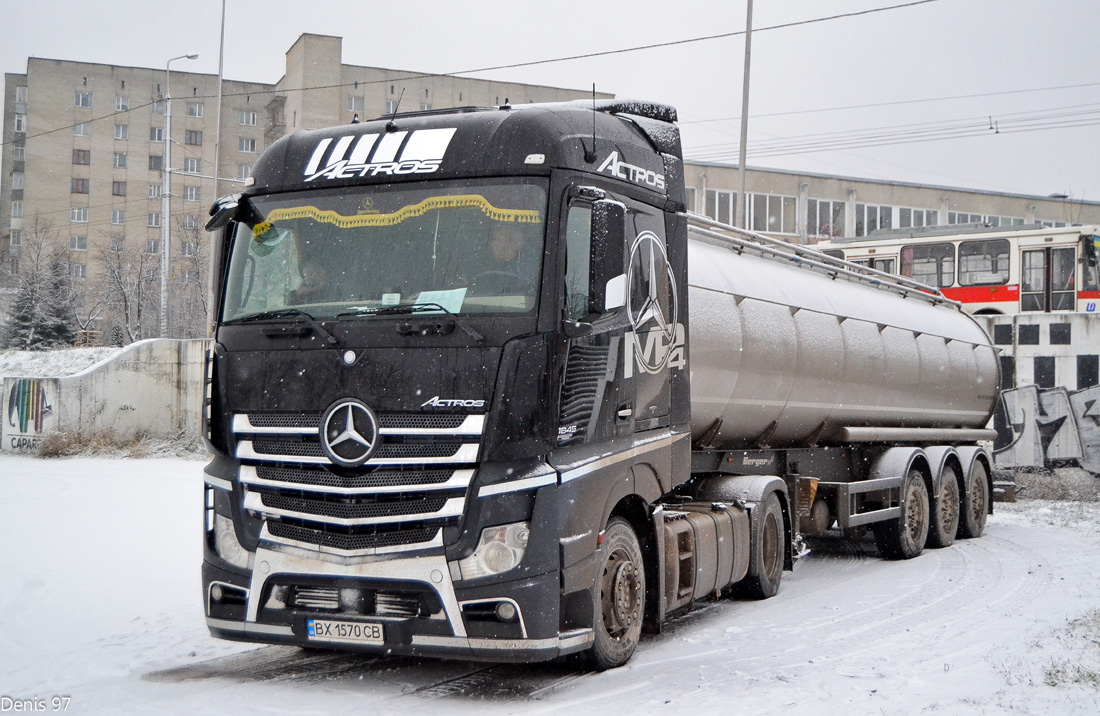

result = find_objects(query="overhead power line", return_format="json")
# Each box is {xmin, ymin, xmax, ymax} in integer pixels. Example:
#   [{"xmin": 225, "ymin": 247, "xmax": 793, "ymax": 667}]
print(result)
[{"xmin": 3, "ymin": 0, "xmax": 945, "ymax": 146}]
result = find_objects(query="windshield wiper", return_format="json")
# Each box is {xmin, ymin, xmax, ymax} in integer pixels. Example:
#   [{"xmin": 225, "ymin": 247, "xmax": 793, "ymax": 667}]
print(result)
[
  {"xmin": 338, "ymin": 303, "xmax": 485, "ymax": 343},
  {"xmin": 226, "ymin": 308, "xmax": 341, "ymax": 347}
]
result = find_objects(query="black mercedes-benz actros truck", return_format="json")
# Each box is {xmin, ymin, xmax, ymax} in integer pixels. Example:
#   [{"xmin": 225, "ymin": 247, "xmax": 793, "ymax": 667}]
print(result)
[{"xmin": 201, "ymin": 100, "xmax": 997, "ymax": 669}]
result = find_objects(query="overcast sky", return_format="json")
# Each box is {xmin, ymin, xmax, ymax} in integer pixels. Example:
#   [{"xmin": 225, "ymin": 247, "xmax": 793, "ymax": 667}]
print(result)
[{"xmin": 4, "ymin": 0, "xmax": 1098, "ymax": 201}]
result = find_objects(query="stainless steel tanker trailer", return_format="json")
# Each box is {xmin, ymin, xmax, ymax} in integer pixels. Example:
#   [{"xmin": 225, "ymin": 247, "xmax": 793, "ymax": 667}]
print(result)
[{"xmin": 200, "ymin": 99, "xmax": 998, "ymax": 670}]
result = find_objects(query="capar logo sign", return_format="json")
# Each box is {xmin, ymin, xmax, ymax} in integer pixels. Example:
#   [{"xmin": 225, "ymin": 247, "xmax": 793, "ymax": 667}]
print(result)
[{"xmin": 304, "ymin": 128, "xmax": 457, "ymax": 182}]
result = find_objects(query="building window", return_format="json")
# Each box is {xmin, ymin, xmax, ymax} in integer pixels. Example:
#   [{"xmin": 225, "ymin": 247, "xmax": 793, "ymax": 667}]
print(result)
[
  {"xmin": 748, "ymin": 193, "xmax": 797, "ymax": 235},
  {"xmin": 180, "ymin": 215, "xmax": 200, "ymax": 230},
  {"xmin": 181, "ymin": 241, "xmax": 197, "ymax": 257},
  {"xmin": 948, "ymin": 211, "xmax": 984, "ymax": 225},
  {"xmin": 113, "ymin": 152, "xmax": 127, "ymax": 168},
  {"xmin": 71, "ymin": 178, "xmax": 89, "ymax": 194},
  {"xmin": 347, "ymin": 96, "xmax": 364, "ymax": 113},
  {"xmin": 181, "ymin": 269, "xmax": 197, "ymax": 284},
  {"xmin": 116, "ymin": 96, "xmax": 129, "ymax": 111},
  {"xmin": 898, "ymin": 207, "xmax": 937, "ymax": 229},
  {"xmin": 420, "ymin": 103, "xmax": 432, "ymax": 112},
  {"xmin": 149, "ymin": 155, "xmax": 163, "ymax": 171},
  {"xmin": 15, "ymin": 86, "xmax": 27, "ymax": 103},
  {"xmin": 148, "ymin": 184, "xmax": 161, "ymax": 199},
  {"xmin": 69, "ymin": 235, "xmax": 88, "ymax": 251},
  {"xmin": 150, "ymin": 127, "xmax": 164, "ymax": 142},
  {"xmin": 71, "ymin": 264, "xmax": 87, "ymax": 279},
  {"xmin": 855, "ymin": 204, "xmax": 894, "ymax": 237},
  {"xmin": 236, "ymin": 165, "xmax": 252, "ymax": 180},
  {"xmin": 704, "ymin": 189, "xmax": 736, "ymax": 226},
  {"xmin": 110, "ymin": 238, "xmax": 125, "ymax": 253},
  {"xmin": 10, "ymin": 229, "xmax": 21, "ymax": 246},
  {"xmin": 12, "ymin": 172, "xmax": 23, "ymax": 191},
  {"xmin": 115, "ymin": 124, "xmax": 129, "ymax": 140},
  {"xmin": 112, "ymin": 181, "xmax": 127, "ymax": 197},
  {"xmin": 152, "ymin": 100, "xmax": 165, "ymax": 115},
  {"xmin": 183, "ymin": 158, "xmax": 201, "ymax": 174},
  {"xmin": 239, "ymin": 110, "xmax": 257, "ymax": 126},
  {"xmin": 187, "ymin": 102, "xmax": 204, "ymax": 118},
  {"xmin": 147, "ymin": 213, "xmax": 161, "ymax": 228},
  {"xmin": 71, "ymin": 207, "xmax": 89, "ymax": 223},
  {"xmin": 74, "ymin": 122, "xmax": 91, "ymax": 137},
  {"xmin": 385, "ymin": 100, "xmax": 398, "ymax": 115},
  {"xmin": 75, "ymin": 92, "xmax": 92, "ymax": 108},
  {"xmin": 183, "ymin": 186, "xmax": 201, "ymax": 202},
  {"xmin": 73, "ymin": 149, "xmax": 91, "ymax": 165},
  {"xmin": 185, "ymin": 130, "xmax": 203, "ymax": 146},
  {"xmin": 14, "ymin": 114, "xmax": 27, "ymax": 132},
  {"xmin": 146, "ymin": 239, "xmax": 160, "ymax": 254},
  {"xmin": 111, "ymin": 209, "xmax": 126, "ymax": 225},
  {"xmin": 986, "ymin": 215, "xmax": 1025, "ymax": 228},
  {"xmin": 12, "ymin": 201, "xmax": 23, "ymax": 219},
  {"xmin": 13, "ymin": 147, "xmax": 24, "ymax": 162},
  {"xmin": 807, "ymin": 199, "xmax": 846, "ymax": 238},
  {"xmin": 238, "ymin": 137, "xmax": 257, "ymax": 153}
]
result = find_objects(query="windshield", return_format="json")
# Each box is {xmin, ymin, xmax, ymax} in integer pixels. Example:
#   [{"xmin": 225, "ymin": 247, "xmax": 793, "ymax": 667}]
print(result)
[{"xmin": 221, "ymin": 180, "xmax": 547, "ymax": 322}]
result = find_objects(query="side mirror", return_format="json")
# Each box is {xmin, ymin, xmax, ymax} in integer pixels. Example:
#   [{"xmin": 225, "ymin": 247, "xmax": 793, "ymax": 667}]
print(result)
[
  {"xmin": 589, "ymin": 199, "xmax": 627, "ymax": 314},
  {"xmin": 205, "ymin": 194, "xmax": 262, "ymax": 232}
]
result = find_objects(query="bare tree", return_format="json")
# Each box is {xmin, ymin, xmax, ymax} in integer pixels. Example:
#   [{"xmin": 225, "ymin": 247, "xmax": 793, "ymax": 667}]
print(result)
[
  {"xmin": 97, "ymin": 231, "xmax": 161, "ymax": 344},
  {"xmin": 172, "ymin": 220, "xmax": 210, "ymax": 338}
]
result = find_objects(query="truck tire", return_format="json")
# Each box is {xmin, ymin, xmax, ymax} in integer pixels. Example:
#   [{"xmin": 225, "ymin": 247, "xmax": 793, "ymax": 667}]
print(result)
[
  {"xmin": 739, "ymin": 492, "xmax": 784, "ymax": 599},
  {"xmin": 873, "ymin": 469, "xmax": 929, "ymax": 560},
  {"xmin": 958, "ymin": 462, "xmax": 989, "ymax": 539},
  {"xmin": 927, "ymin": 464, "xmax": 960, "ymax": 549},
  {"xmin": 586, "ymin": 517, "xmax": 645, "ymax": 670}
]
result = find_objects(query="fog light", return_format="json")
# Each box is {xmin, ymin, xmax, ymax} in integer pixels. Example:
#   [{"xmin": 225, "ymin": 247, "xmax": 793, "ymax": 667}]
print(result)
[
  {"xmin": 210, "ymin": 584, "xmax": 224, "ymax": 602},
  {"xmin": 495, "ymin": 601, "xmax": 518, "ymax": 622},
  {"xmin": 214, "ymin": 514, "xmax": 251, "ymax": 569},
  {"xmin": 452, "ymin": 522, "xmax": 530, "ymax": 580}
]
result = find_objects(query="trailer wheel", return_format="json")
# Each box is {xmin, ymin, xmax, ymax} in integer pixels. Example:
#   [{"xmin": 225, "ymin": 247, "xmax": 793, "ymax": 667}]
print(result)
[
  {"xmin": 873, "ymin": 469, "xmax": 929, "ymax": 560},
  {"xmin": 737, "ymin": 492, "xmax": 784, "ymax": 599},
  {"xmin": 927, "ymin": 465, "xmax": 960, "ymax": 548},
  {"xmin": 958, "ymin": 462, "xmax": 989, "ymax": 539},
  {"xmin": 586, "ymin": 517, "xmax": 645, "ymax": 670}
]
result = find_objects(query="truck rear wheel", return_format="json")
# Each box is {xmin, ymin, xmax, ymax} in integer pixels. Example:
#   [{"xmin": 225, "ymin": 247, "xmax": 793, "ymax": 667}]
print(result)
[
  {"xmin": 740, "ymin": 492, "xmax": 784, "ymax": 599},
  {"xmin": 927, "ymin": 465, "xmax": 960, "ymax": 548},
  {"xmin": 958, "ymin": 462, "xmax": 989, "ymax": 539},
  {"xmin": 873, "ymin": 469, "xmax": 929, "ymax": 560},
  {"xmin": 586, "ymin": 517, "xmax": 645, "ymax": 670}
]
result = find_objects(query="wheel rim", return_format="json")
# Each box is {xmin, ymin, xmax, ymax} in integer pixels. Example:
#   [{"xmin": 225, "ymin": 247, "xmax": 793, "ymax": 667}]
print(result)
[
  {"xmin": 761, "ymin": 512, "xmax": 781, "ymax": 580},
  {"xmin": 906, "ymin": 483, "xmax": 927, "ymax": 543},
  {"xmin": 601, "ymin": 548, "xmax": 641, "ymax": 639}
]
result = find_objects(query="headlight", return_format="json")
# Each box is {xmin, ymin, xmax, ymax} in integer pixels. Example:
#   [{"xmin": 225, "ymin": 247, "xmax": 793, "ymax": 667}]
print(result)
[
  {"xmin": 214, "ymin": 513, "xmax": 251, "ymax": 569},
  {"xmin": 452, "ymin": 522, "xmax": 529, "ymax": 580}
]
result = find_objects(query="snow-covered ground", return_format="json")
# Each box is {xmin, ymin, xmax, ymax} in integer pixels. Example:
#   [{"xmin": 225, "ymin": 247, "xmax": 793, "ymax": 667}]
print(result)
[
  {"xmin": 0, "ymin": 347, "xmax": 122, "ymax": 379},
  {"xmin": 1, "ymin": 455, "xmax": 1098, "ymax": 715}
]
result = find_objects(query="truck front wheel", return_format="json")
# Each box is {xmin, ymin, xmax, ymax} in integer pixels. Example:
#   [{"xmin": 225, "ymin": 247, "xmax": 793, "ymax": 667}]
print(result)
[
  {"xmin": 587, "ymin": 517, "xmax": 645, "ymax": 670},
  {"xmin": 873, "ymin": 469, "xmax": 929, "ymax": 560},
  {"xmin": 739, "ymin": 492, "xmax": 784, "ymax": 599}
]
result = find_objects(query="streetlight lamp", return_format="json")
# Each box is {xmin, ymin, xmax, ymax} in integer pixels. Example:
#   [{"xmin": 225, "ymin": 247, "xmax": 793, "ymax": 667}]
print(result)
[{"xmin": 160, "ymin": 53, "xmax": 199, "ymax": 338}]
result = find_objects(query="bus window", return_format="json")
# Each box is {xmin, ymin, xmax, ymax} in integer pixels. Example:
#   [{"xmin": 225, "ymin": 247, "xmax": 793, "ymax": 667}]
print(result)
[
  {"xmin": 820, "ymin": 249, "xmax": 844, "ymax": 260},
  {"xmin": 1051, "ymin": 247, "xmax": 1075, "ymax": 310},
  {"xmin": 1084, "ymin": 235, "xmax": 1099, "ymax": 291},
  {"xmin": 872, "ymin": 257, "xmax": 895, "ymax": 274},
  {"xmin": 958, "ymin": 239, "xmax": 1010, "ymax": 286},
  {"xmin": 900, "ymin": 242, "xmax": 955, "ymax": 287}
]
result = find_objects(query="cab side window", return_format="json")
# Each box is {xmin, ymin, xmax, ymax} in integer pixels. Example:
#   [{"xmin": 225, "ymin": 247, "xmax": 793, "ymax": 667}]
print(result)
[{"xmin": 564, "ymin": 204, "xmax": 592, "ymax": 321}]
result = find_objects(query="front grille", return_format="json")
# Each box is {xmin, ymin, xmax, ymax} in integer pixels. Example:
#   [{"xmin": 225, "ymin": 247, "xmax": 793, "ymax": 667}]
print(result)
[
  {"xmin": 292, "ymin": 586, "xmax": 339, "ymax": 610},
  {"xmin": 235, "ymin": 409, "xmax": 482, "ymax": 554},
  {"xmin": 255, "ymin": 465, "xmax": 454, "ymax": 490},
  {"xmin": 268, "ymin": 521, "xmax": 440, "ymax": 551},
  {"xmin": 261, "ymin": 494, "xmax": 448, "ymax": 520},
  {"xmin": 375, "ymin": 592, "xmax": 423, "ymax": 618}
]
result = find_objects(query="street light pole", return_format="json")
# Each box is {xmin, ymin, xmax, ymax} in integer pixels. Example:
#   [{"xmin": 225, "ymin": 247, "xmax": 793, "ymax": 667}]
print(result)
[
  {"xmin": 160, "ymin": 53, "xmax": 199, "ymax": 339},
  {"xmin": 735, "ymin": 0, "xmax": 753, "ymax": 230}
]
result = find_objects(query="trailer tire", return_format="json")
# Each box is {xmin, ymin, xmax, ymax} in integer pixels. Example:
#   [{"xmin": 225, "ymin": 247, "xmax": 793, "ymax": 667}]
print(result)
[
  {"xmin": 586, "ymin": 517, "xmax": 645, "ymax": 670},
  {"xmin": 958, "ymin": 462, "xmax": 989, "ymax": 539},
  {"xmin": 873, "ymin": 469, "xmax": 929, "ymax": 560},
  {"xmin": 927, "ymin": 464, "xmax": 960, "ymax": 549},
  {"xmin": 740, "ymin": 492, "xmax": 784, "ymax": 600}
]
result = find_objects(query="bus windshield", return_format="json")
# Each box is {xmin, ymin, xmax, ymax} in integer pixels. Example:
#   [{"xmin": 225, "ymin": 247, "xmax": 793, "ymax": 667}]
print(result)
[{"xmin": 221, "ymin": 180, "xmax": 547, "ymax": 322}]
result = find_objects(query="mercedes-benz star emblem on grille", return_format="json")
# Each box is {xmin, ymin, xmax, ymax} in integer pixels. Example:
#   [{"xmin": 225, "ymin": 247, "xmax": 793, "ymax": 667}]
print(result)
[{"xmin": 320, "ymin": 399, "xmax": 379, "ymax": 467}]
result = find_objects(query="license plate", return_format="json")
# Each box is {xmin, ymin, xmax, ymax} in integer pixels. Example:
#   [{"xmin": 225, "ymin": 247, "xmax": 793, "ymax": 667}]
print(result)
[{"xmin": 307, "ymin": 619, "xmax": 384, "ymax": 644}]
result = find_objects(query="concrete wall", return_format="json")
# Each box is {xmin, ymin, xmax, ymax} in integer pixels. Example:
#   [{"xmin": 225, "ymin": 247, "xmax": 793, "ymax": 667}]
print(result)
[
  {"xmin": 980, "ymin": 313, "xmax": 1100, "ymax": 475},
  {"xmin": 2, "ymin": 338, "xmax": 207, "ymax": 452}
]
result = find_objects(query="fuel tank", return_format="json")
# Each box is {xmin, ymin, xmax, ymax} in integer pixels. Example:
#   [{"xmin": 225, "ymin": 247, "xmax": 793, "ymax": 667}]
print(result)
[{"xmin": 685, "ymin": 219, "xmax": 1000, "ymax": 448}]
